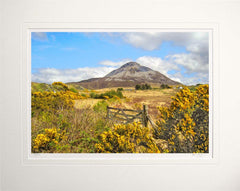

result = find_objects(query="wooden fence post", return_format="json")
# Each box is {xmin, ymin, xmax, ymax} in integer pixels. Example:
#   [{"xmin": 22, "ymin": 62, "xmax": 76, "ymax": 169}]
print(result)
[
  {"xmin": 107, "ymin": 106, "xmax": 110, "ymax": 119},
  {"xmin": 143, "ymin": 104, "xmax": 148, "ymax": 127}
]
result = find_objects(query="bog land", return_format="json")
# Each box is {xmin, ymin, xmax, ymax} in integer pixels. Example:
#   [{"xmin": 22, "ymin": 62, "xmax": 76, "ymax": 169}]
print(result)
[{"xmin": 31, "ymin": 82, "xmax": 209, "ymax": 154}]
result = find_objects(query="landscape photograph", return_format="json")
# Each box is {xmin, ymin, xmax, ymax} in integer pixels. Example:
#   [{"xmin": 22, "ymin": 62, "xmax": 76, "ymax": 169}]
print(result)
[{"xmin": 31, "ymin": 32, "xmax": 209, "ymax": 153}]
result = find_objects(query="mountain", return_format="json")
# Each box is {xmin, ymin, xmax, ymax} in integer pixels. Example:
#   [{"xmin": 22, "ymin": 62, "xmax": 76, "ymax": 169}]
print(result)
[{"xmin": 69, "ymin": 62, "xmax": 180, "ymax": 89}]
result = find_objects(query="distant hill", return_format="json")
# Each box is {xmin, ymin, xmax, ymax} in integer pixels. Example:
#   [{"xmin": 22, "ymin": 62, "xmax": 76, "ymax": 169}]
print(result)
[
  {"xmin": 69, "ymin": 62, "xmax": 181, "ymax": 89},
  {"xmin": 31, "ymin": 82, "xmax": 84, "ymax": 93}
]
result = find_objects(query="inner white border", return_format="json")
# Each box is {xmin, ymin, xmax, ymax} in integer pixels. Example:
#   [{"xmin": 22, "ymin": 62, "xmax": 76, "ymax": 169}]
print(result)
[{"xmin": 22, "ymin": 23, "xmax": 218, "ymax": 165}]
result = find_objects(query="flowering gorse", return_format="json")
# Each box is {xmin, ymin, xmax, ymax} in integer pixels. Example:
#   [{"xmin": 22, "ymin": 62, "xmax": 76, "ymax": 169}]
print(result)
[
  {"xmin": 95, "ymin": 122, "xmax": 160, "ymax": 153},
  {"xmin": 155, "ymin": 85, "xmax": 209, "ymax": 153},
  {"xmin": 52, "ymin": 81, "xmax": 69, "ymax": 91},
  {"xmin": 32, "ymin": 90, "xmax": 84, "ymax": 115},
  {"xmin": 33, "ymin": 128, "xmax": 66, "ymax": 152}
]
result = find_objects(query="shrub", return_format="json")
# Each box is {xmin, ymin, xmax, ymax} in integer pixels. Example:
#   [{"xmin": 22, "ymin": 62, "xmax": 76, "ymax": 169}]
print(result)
[
  {"xmin": 31, "ymin": 82, "xmax": 54, "ymax": 92},
  {"xmin": 81, "ymin": 93, "xmax": 87, "ymax": 98},
  {"xmin": 160, "ymin": 84, "xmax": 171, "ymax": 89},
  {"xmin": 90, "ymin": 92, "xmax": 96, "ymax": 98},
  {"xmin": 93, "ymin": 100, "xmax": 108, "ymax": 112},
  {"xmin": 117, "ymin": 88, "xmax": 123, "ymax": 91},
  {"xmin": 52, "ymin": 82, "xmax": 69, "ymax": 91},
  {"xmin": 69, "ymin": 87, "xmax": 78, "ymax": 93},
  {"xmin": 135, "ymin": 84, "xmax": 141, "ymax": 90},
  {"xmin": 144, "ymin": 83, "xmax": 152, "ymax": 90},
  {"xmin": 32, "ymin": 104, "xmax": 113, "ymax": 153},
  {"xmin": 154, "ymin": 85, "xmax": 209, "ymax": 153},
  {"xmin": 95, "ymin": 122, "xmax": 160, "ymax": 153},
  {"xmin": 135, "ymin": 83, "xmax": 152, "ymax": 90},
  {"xmin": 31, "ymin": 91, "xmax": 84, "ymax": 115},
  {"xmin": 90, "ymin": 90, "xmax": 123, "ymax": 99},
  {"xmin": 33, "ymin": 128, "xmax": 66, "ymax": 152}
]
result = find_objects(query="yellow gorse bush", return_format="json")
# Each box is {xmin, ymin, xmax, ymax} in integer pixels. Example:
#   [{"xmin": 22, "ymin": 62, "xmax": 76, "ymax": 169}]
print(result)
[
  {"xmin": 95, "ymin": 122, "xmax": 160, "ymax": 153},
  {"xmin": 33, "ymin": 128, "xmax": 66, "ymax": 152},
  {"xmin": 33, "ymin": 134, "xmax": 50, "ymax": 150},
  {"xmin": 195, "ymin": 85, "xmax": 209, "ymax": 112},
  {"xmin": 32, "ymin": 90, "xmax": 84, "ymax": 114},
  {"xmin": 32, "ymin": 82, "xmax": 85, "ymax": 115},
  {"xmin": 31, "ymin": 81, "xmax": 209, "ymax": 154},
  {"xmin": 155, "ymin": 85, "xmax": 209, "ymax": 153},
  {"xmin": 52, "ymin": 81, "xmax": 69, "ymax": 91}
]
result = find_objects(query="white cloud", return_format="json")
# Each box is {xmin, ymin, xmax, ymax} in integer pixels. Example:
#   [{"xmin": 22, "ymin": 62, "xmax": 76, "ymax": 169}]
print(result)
[
  {"xmin": 32, "ymin": 32, "xmax": 48, "ymax": 41},
  {"xmin": 85, "ymin": 32, "xmax": 208, "ymax": 54},
  {"xmin": 32, "ymin": 32, "xmax": 209, "ymax": 85},
  {"xmin": 168, "ymin": 72, "xmax": 208, "ymax": 85},
  {"xmin": 136, "ymin": 55, "xmax": 208, "ymax": 85},
  {"xmin": 117, "ymin": 32, "xmax": 209, "ymax": 85},
  {"xmin": 99, "ymin": 56, "xmax": 180, "ymax": 76},
  {"xmin": 32, "ymin": 67, "xmax": 116, "ymax": 84},
  {"xmin": 100, "ymin": 32, "xmax": 209, "ymax": 84},
  {"xmin": 99, "ymin": 56, "xmax": 179, "ymax": 76},
  {"xmin": 136, "ymin": 56, "xmax": 179, "ymax": 76},
  {"xmin": 122, "ymin": 32, "xmax": 163, "ymax": 51},
  {"xmin": 98, "ymin": 55, "xmax": 208, "ymax": 85},
  {"xmin": 121, "ymin": 32, "xmax": 208, "ymax": 52},
  {"xmin": 32, "ymin": 54, "xmax": 209, "ymax": 85},
  {"xmin": 120, "ymin": 32, "xmax": 209, "ymax": 78},
  {"xmin": 168, "ymin": 53, "xmax": 209, "ymax": 73}
]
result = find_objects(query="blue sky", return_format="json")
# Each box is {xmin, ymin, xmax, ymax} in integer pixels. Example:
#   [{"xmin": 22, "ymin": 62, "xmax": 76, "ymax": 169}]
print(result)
[{"xmin": 31, "ymin": 32, "xmax": 209, "ymax": 85}]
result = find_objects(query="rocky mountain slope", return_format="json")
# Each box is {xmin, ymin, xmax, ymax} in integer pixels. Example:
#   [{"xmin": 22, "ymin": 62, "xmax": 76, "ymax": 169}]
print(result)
[{"xmin": 69, "ymin": 62, "xmax": 180, "ymax": 89}]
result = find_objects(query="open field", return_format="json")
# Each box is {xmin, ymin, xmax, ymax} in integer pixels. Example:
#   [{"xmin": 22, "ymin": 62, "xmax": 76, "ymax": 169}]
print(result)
[
  {"xmin": 31, "ymin": 82, "xmax": 209, "ymax": 153},
  {"xmin": 75, "ymin": 88, "xmax": 179, "ymax": 121},
  {"xmin": 74, "ymin": 98, "xmax": 102, "ymax": 109},
  {"xmin": 122, "ymin": 88, "xmax": 178, "ymax": 120}
]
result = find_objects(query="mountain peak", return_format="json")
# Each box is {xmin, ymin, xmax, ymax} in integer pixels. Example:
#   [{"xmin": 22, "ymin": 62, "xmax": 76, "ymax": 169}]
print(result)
[
  {"xmin": 73, "ymin": 61, "xmax": 181, "ymax": 89},
  {"xmin": 105, "ymin": 62, "xmax": 151, "ymax": 78},
  {"xmin": 120, "ymin": 62, "xmax": 140, "ymax": 68}
]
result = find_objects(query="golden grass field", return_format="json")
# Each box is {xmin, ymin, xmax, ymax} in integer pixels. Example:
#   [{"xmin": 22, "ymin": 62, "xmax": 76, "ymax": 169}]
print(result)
[
  {"xmin": 75, "ymin": 87, "xmax": 179, "ymax": 121},
  {"xmin": 74, "ymin": 98, "xmax": 101, "ymax": 108},
  {"xmin": 31, "ymin": 82, "xmax": 209, "ymax": 153}
]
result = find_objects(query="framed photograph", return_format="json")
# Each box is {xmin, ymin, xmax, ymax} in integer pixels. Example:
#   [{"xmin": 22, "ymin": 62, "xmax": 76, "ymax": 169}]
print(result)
[
  {"xmin": 25, "ymin": 26, "xmax": 216, "ymax": 163},
  {"xmin": 1, "ymin": 0, "xmax": 240, "ymax": 191}
]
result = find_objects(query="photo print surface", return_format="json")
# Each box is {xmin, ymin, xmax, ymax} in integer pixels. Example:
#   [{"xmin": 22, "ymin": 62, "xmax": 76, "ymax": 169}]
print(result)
[{"xmin": 31, "ymin": 32, "xmax": 210, "ymax": 154}]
